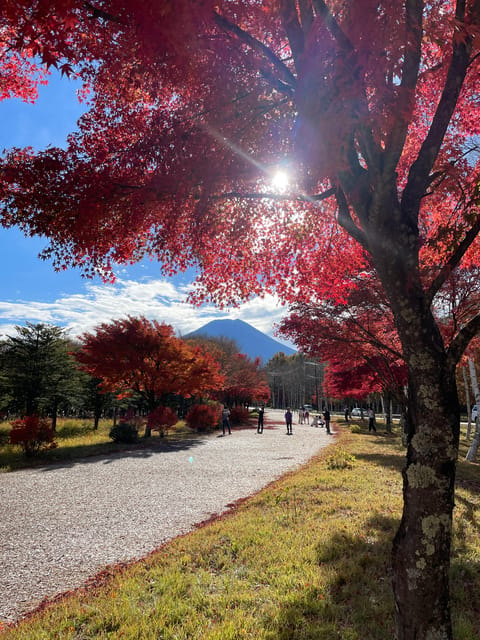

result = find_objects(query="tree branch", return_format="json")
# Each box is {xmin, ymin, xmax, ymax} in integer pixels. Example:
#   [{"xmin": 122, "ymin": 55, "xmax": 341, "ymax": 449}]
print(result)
[
  {"xmin": 401, "ymin": 0, "xmax": 472, "ymax": 218},
  {"xmin": 213, "ymin": 11, "xmax": 296, "ymax": 89},
  {"xmin": 383, "ymin": 0, "xmax": 423, "ymax": 175},
  {"xmin": 279, "ymin": 0, "xmax": 305, "ymax": 67},
  {"xmin": 83, "ymin": 1, "xmax": 124, "ymax": 24},
  {"xmin": 426, "ymin": 211, "xmax": 480, "ymax": 306},
  {"xmin": 347, "ymin": 315, "xmax": 404, "ymax": 362},
  {"xmin": 311, "ymin": 0, "xmax": 353, "ymax": 54},
  {"xmin": 298, "ymin": 0, "xmax": 314, "ymax": 34},
  {"xmin": 311, "ymin": 1, "xmax": 381, "ymax": 176},
  {"xmin": 335, "ymin": 187, "xmax": 368, "ymax": 247},
  {"xmin": 213, "ymin": 187, "xmax": 336, "ymax": 202},
  {"xmin": 447, "ymin": 312, "xmax": 480, "ymax": 367}
]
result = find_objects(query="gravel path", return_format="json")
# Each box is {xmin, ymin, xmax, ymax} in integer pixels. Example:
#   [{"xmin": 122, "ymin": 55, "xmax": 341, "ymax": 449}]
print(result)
[{"xmin": 0, "ymin": 410, "xmax": 334, "ymax": 624}]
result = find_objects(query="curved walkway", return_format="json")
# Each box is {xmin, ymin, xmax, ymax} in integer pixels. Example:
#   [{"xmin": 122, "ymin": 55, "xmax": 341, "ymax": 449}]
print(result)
[{"xmin": 0, "ymin": 410, "xmax": 335, "ymax": 624}]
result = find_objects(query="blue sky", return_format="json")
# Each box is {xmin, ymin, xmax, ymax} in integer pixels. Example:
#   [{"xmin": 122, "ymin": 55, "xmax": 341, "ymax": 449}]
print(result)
[{"xmin": 0, "ymin": 72, "xmax": 292, "ymax": 345}]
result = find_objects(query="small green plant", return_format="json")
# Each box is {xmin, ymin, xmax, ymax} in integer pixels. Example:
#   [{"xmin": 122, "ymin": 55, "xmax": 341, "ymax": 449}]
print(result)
[
  {"xmin": 9, "ymin": 415, "xmax": 57, "ymax": 457},
  {"xmin": 326, "ymin": 447, "xmax": 356, "ymax": 469},
  {"xmin": 109, "ymin": 421, "xmax": 138, "ymax": 444},
  {"xmin": 350, "ymin": 423, "xmax": 362, "ymax": 433},
  {"xmin": 274, "ymin": 486, "xmax": 299, "ymax": 523}
]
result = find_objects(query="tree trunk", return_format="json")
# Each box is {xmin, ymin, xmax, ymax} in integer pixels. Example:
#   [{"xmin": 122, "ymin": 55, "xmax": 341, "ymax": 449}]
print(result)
[
  {"xmin": 389, "ymin": 314, "xmax": 459, "ymax": 639},
  {"xmin": 51, "ymin": 407, "xmax": 57, "ymax": 432},
  {"xmin": 93, "ymin": 392, "xmax": 102, "ymax": 430},
  {"xmin": 382, "ymin": 393, "xmax": 393, "ymax": 432}
]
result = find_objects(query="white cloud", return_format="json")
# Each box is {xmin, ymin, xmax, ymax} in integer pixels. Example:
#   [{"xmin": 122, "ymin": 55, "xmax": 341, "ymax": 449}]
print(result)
[{"xmin": 0, "ymin": 277, "xmax": 294, "ymax": 346}]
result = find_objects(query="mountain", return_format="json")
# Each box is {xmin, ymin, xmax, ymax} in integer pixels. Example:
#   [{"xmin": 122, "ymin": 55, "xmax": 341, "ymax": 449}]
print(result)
[{"xmin": 185, "ymin": 319, "xmax": 296, "ymax": 363}]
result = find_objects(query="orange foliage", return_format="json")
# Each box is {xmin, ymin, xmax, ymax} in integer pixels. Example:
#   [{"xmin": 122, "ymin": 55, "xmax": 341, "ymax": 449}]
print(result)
[{"xmin": 75, "ymin": 316, "xmax": 224, "ymax": 408}]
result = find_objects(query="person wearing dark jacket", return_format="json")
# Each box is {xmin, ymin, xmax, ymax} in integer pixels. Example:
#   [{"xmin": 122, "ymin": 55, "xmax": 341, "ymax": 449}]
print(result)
[
  {"xmin": 285, "ymin": 408, "xmax": 293, "ymax": 435},
  {"xmin": 257, "ymin": 406, "xmax": 264, "ymax": 433},
  {"xmin": 322, "ymin": 406, "xmax": 331, "ymax": 434},
  {"xmin": 222, "ymin": 407, "xmax": 231, "ymax": 435}
]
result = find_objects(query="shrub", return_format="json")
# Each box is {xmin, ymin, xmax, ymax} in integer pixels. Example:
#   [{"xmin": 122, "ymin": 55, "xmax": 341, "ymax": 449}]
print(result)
[
  {"xmin": 228, "ymin": 406, "xmax": 250, "ymax": 425},
  {"xmin": 326, "ymin": 447, "xmax": 356, "ymax": 470},
  {"xmin": 9, "ymin": 415, "xmax": 57, "ymax": 457},
  {"xmin": 109, "ymin": 421, "xmax": 138, "ymax": 444},
  {"xmin": 147, "ymin": 406, "xmax": 178, "ymax": 437},
  {"xmin": 186, "ymin": 403, "xmax": 221, "ymax": 432},
  {"xmin": 350, "ymin": 424, "xmax": 362, "ymax": 434}
]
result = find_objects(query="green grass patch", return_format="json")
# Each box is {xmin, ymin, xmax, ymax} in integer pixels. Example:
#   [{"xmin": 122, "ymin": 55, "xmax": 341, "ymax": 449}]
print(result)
[
  {"xmin": 0, "ymin": 418, "xmax": 191, "ymax": 472},
  {"xmin": 1, "ymin": 425, "xmax": 479, "ymax": 639}
]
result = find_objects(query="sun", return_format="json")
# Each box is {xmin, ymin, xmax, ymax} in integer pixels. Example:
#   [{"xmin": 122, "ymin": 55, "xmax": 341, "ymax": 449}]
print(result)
[{"xmin": 271, "ymin": 169, "xmax": 289, "ymax": 192}]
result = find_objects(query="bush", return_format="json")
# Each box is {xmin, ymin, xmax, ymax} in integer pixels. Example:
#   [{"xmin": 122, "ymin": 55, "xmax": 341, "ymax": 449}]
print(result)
[
  {"xmin": 186, "ymin": 403, "xmax": 221, "ymax": 432},
  {"xmin": 228, "ymin": 406, "xmax": 250, "ymax": 425},
  {"xmin": 350, "ymin": 424, "xmax": 362, "ymax": 433},
  {"xmin": 147, "ymin": 406, "xmax": 178, "ymax": 437},
  {"xmin": 326, "ymin": 447, "xmax": 356, "ymax": 470},
  {"xmin": 9, "ymin": 415, "xmax": 57, "ymax": 457},
  {"xmin": 109, "ymin": 421, "xmax": 138, "ymax": 444}
]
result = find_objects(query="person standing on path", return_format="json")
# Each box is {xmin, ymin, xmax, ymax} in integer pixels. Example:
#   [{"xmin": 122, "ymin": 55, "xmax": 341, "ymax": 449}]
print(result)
[
  {"xmin": 322, "ymin": 406, "xmax": 331, "ymax": 434},
  {"xmin": 368, "ymin": 407, "xmax": 376, "ymax": 432},
  {"xmin": 285, "ymin": 408, "xmax": 293, "ymax": 435},
  {"xmin": 257, "ymin": 406, "xmax": 264, "ymax": 434},
  {"xmin": 222, "ymin": 407, "xmax": 231, "ymax": 435}
]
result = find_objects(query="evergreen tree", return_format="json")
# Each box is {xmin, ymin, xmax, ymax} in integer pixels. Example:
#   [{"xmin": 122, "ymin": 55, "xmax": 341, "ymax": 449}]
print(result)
[{"xmin": 1, "ymin": 323, "xmax": 80, "ymax": 427}]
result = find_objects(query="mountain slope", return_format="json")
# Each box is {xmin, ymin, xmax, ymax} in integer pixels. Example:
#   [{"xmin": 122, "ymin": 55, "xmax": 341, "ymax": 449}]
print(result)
[{"xmin": 185, "ymin": 319, "xmax": 296, "ymax": 363}]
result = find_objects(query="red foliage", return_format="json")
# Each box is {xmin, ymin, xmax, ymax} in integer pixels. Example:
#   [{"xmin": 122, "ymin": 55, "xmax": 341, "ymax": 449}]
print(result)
[
  {"xmin": 3, "ymin": 4, "xmax": 480, "ymax": 634},
  {"xmin": 221, "ymin": 353, "xmax": 270, "ymax": 405},
  {"xmin": 146, "ymin": 405, "xmax": 178, "ymax": 437},
  {"xmin": 185, "ymin": 403, "xmax": 222, "ymax": 432},
  {"xmin": 75, "ymin": 316, "xmax": 224, "ymax": 409},
  {"xmin": 9, "ymin": 415, "xmax": 56, "ymax": 456},
  {"xmin": 280, "ymin": 276, "xmax": 408, "ymax": 401},
  {"xmin": 188, "ymin": 336, "xmax": 270, "ymax": 406},
  {"xmin": 0, "ymin": 1, "xmax": 478, "ymax": 313},
  {"xmin": 280, "ymin": 265, "xmax": 480, "ymax": 402},
  {"xmin": 228, "ymin": 406, "xmax": 250, "ymax": 426}
]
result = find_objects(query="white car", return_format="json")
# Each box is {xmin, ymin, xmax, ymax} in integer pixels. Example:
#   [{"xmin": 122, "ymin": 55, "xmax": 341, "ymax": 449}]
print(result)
[
  {"xmin": 472, "ymin": 405, "xmax": 478, "ymax": 421},
  {"xmin": 351, "ymin": 407, "xmax": 362, "ymax": 417}
]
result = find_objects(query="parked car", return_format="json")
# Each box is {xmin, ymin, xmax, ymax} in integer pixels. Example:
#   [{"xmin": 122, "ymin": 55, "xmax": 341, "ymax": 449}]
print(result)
[
  {"xmin": 351, "ymin": 407, "xmax": 362, "ymax": 417},
  {"xmin": 303, "ymin": 404, "xmax": 313, "ymax": 411},
  {"xmin": 472, "ymin": 405, "xmax": 478, "ymax": 421}
]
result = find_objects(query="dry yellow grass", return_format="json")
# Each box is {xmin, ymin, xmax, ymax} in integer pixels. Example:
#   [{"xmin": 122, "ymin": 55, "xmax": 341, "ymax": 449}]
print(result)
[{"xmin": 1, "ymin": 422, "xmax": 479, "ymax": 639}]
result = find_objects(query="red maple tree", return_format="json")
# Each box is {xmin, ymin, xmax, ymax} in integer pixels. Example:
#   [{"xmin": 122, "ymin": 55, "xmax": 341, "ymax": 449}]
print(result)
[
  {"xmin": 2, "ymin": 2, "xmax": 480, "ymax": 637},
  {"xmin": 280, "ymin": 278, "xmax": 408, "ymax": 406},
  {"xmin": 75, "ymin": 316, "xmax": 224, "ymax": 435},
  {"xmin": 187, "ymin": 335, "xmax": 270, "ymax": 406}
]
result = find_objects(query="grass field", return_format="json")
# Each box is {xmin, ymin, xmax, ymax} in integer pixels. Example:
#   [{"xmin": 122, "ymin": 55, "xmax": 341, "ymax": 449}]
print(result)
[
  {"xmin": 0, "ymin": 419, "xmax": 479, "ymax": 639},
  {"xmin": 0, "ymin": 417, "xmax": 193, "ymax": 472}
]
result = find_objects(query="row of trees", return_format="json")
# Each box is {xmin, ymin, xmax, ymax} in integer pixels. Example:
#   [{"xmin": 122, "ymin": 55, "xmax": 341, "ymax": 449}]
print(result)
[
  {"xmin": 278, "ymin": 274, "xmax": 480, "ymax": 432},
  {"xmin": 0, "ymin": 318, "xmax": 270, "ymax": 432},
  {"xmin": 264, "ymin": 352, "xmax": 324, "ymax": 410}
]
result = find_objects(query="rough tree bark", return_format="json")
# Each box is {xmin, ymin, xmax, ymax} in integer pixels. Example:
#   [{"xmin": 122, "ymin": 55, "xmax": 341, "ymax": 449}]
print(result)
[
  {"xmin": 391, "ymin": 334, "xmax": 459, "ymax": 639},
  {"xmin": 368, "ymin": 200, "xmax": 460, "ymax": 638}
]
